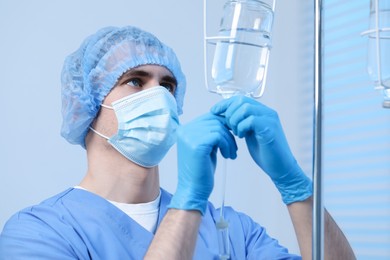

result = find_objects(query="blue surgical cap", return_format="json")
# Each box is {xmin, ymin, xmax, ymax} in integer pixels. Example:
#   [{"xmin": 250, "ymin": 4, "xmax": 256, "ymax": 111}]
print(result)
[{"xmin": 60, "ymin": 26, "xmax": 186, "ymax": 148}]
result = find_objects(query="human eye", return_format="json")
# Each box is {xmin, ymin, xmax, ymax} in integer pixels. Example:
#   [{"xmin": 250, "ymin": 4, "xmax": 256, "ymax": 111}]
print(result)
[
  {"xmin": 126, "ymin": 78, "xmax": 143, "ymax": 88},
  {"xmin": 160, "ymin": 82, "xmax": 176, "ymax": 93}
]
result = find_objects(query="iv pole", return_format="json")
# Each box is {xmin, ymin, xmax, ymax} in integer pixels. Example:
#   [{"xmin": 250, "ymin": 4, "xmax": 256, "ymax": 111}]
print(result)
[{"xmin": 313, "ymin": 0, "xmax": 324, "ymax": 259}]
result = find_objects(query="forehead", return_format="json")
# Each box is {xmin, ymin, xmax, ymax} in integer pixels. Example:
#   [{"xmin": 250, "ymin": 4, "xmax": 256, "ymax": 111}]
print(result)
[{"xmin": 122, "ymin": 64, "xmax": 174, "ymax": 78}]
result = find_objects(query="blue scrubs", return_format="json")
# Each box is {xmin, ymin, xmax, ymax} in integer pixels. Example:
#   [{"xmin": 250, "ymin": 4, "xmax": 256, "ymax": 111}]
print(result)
[{"xmin": 0, "ymin": 188, "xmax": 300, "ymax": 259}]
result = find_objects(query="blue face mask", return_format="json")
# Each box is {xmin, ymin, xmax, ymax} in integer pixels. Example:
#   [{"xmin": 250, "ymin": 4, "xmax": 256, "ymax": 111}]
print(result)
[{"xmin": 90, "ymin": 86, "xmax": 179, "ymax": 167}]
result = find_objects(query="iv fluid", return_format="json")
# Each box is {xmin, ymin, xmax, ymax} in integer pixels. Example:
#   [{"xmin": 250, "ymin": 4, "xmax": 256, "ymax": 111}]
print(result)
[
  {"xmin": 368, "ymin": 8, "xmax": 390, "ymax": 90},
  {"xmin": 211, "ymin": 29, "xmax": 270, "ymax": 98}
]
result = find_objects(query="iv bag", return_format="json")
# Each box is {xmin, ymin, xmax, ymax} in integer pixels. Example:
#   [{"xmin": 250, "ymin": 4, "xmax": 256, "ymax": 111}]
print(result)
[
  {"xmin": 363, "ymin": 0, "xmax": 390, "ymax": 108},
  {"xmin": 204, "ymin": 0, "xmax": 274, "ymax": 99}
]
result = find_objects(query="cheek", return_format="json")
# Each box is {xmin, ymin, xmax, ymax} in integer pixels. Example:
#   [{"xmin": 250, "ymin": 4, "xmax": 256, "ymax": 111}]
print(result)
[
  {"xmin": 94, "ymin": 109, "xmax": 119, "ymax": 137},
  {"xmin": 106, "ymin": 112, "xmax": 119, "ymax": 135}
]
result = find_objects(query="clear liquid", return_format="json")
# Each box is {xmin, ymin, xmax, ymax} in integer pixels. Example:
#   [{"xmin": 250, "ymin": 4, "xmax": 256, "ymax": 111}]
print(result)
[
  {"xmin": 368, "ymin": 9, "xmax": 390, "ymax": 88},
  {"xmin": 211, "ymin": 29, "xmax": 271, "ymax": 98}
]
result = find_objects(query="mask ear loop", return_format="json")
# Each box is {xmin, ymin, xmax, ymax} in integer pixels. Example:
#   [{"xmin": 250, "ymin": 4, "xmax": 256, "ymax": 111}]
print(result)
[
  {"xmin": 89, "ymin": 127, "xmax": 110, "ymax": 140},
  {"xmin": 101, "ymin": 104, "xmax": 113, "ymax": 109},
  {"xmin": 88, "ymin": 104, "xmax": 114, "ymax": 140}
]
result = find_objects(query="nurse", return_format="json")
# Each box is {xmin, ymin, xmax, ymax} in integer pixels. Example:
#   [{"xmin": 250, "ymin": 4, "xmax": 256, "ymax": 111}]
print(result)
[{"xmin": 0, "ymin": 25, "xmax": 355, "ymax": 259}]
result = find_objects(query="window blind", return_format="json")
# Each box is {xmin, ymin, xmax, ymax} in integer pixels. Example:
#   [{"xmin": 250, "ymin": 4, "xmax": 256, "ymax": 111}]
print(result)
[{"xmin": 323, "ymin": 0, "xmax": 390, "ymax": 258}]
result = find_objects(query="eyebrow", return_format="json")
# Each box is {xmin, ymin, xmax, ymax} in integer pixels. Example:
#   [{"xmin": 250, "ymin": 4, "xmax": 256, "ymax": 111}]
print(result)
[
  {"xmin": 161, "ymin": 75, "xmax": 178, "ymax": 87},
  {"xmin": 119, "ymin": 70, "xmax": 150, "ymax": 83},
  {"xmin": 120, "ymin": 69, "xmax": 177, "ymax": 86}
]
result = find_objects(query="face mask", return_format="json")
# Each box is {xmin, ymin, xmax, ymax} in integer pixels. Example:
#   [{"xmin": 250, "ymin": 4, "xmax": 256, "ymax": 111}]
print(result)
[{"xmin": 90, "ymin": 86, "xmax": 179, "ymax": 167}]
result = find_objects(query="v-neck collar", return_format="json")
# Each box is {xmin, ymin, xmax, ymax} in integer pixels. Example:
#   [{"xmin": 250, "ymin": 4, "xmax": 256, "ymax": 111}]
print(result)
[{"xmin": 63, "ymin": 187, "xmax": 218, "ymax": 259}]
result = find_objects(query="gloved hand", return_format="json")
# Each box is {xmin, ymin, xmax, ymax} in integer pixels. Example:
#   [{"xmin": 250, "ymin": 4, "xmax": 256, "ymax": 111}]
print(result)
[
  {"xmin": 211, "ymin": 95, "xmax": 312, "ymax": 204},
  {"xmin": 168, "ymin": 113, "xmax": 237, "ymax": 215}
]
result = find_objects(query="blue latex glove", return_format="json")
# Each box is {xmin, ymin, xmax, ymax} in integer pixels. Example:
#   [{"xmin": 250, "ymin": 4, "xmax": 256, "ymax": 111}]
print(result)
[
  {"xmin": 211, "ymin": 95, "xmax": 312, "ymax": 204},
  {"xmin": 168, "ymin": 113, "xmax": 237, "ymax": 215}
]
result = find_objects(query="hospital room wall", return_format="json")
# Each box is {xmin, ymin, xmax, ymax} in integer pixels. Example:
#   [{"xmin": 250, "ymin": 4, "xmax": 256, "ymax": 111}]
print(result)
[{"xmin": 1, "ymin": 0, "xmax": 313, "ymax": 254}]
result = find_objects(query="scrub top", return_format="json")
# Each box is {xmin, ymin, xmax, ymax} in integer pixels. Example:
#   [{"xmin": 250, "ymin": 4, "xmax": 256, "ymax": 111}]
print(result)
[{"xmin": 0, "ymin": 188, "xmax": 301, "ymax": 259}]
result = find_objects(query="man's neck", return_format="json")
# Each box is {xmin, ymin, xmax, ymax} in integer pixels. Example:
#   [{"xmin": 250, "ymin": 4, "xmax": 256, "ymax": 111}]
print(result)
[{"xmin": 80, "ymin": 146, "xmax": 160, "ymax": 204}]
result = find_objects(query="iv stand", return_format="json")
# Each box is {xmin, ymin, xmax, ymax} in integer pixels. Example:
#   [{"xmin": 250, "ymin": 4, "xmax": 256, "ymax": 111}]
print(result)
[{"xmin": 313, "ymin": 0, "xmax": 324, "ymax": 259}]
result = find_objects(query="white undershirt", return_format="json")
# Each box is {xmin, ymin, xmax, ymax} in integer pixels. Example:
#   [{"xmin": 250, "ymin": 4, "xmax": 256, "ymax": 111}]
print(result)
[{"xmin": 74, "ymin": 186, "xmax": 161, "ymax": 233}]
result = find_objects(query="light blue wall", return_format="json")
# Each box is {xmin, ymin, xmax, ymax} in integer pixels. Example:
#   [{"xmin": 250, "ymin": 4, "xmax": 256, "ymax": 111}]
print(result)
[{"xmin": 1, "ymin": 0, "xmax": 317, "ymax": 254}]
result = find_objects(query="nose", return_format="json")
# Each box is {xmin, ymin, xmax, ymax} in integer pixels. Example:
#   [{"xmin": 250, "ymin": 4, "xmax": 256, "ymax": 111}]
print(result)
[{"xmin": 144, "ymin": 78, "xmax": 160, "ymax": 89}]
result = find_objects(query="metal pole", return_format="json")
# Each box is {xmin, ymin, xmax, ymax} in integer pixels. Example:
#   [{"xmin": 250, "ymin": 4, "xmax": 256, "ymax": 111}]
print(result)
[{"xmin": 313, "ymin": 0, "xmax": 324, "ymax": 260}]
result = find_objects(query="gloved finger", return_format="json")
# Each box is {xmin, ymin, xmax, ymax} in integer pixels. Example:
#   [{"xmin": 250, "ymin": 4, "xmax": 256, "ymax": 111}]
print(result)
[
  {"xmin": 177, "ymin": 114, "xmax": 225, "ymax": 137},
  {"xmin": 179, "ymin": 117, "xmax": 236, "ymax": 157},
  {"xmin": 236, "ymin": 115, "xmax": 277, "ymax": 144},
  {"xmin": 201, "ymin": 113, "xmax": 238, "ymax": 159},
  {"xmin": 210, "ymin": 96, "xmax": 244, "ymax": 132},
  {"xmin": 225, "ymin": 102, "xmax": 258, "ymax": 135},
  {"xmin": 230, "ymin": 105, "xmax": 279, "ymax": 137},
  {"xmin": 210, "ymin": 95, "xmax": 243, "ymax": 115},
  {"xmin": 211, "ymin": 96, "xmax": 266, "ymax": 134},
  {"xmin": 210, "ymin": 95, "xmax": 259, "ymax": 115},
  {"xmin": 202, "ymin": 130, "xmax": 237, "ymax": 160},
  {"xmin": 192, "ymin": 112, "xmax": 227, "ymax": 125},
  {"xmin": 217, "ymin": 126, "xmax": 237, "ymax": 159},
  {"xmin": 197, "ymin": 118, "xmax": 237, "ymax": 159}
]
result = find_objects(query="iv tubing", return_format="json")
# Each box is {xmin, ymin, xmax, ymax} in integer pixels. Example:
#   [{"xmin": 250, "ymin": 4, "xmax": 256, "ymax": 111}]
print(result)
[
  {"xmin": 219, "ymin": 158, "xmax": 227, "ymax": 220},
  {"xmin": 216, "ymin": 158, "xmax": 230, "ymax": 260},
  {"xmin": 203, "ymin": 2, "xmax": 230, "ymax": 258}
]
